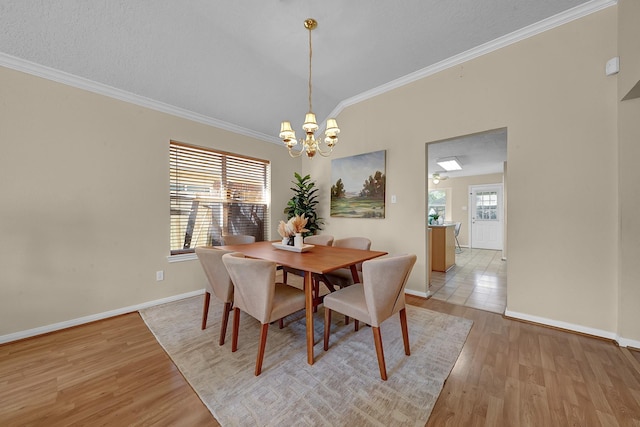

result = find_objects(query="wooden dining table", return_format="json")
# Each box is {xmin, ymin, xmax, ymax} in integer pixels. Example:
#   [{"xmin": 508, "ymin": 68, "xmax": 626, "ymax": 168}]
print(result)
[{"xmin": 218, "ymin": 240, "xmax": 387, "ymax": 365}]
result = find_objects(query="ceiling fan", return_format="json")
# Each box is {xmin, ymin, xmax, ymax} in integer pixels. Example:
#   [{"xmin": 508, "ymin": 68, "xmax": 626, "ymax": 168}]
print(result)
[{"xmin": 431, "ymin": 173, "xmax": 448, "ymax": 184}]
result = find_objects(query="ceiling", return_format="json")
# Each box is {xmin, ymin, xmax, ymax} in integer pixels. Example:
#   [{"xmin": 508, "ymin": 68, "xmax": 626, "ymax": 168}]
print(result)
[
  {"xmin": 428, "ymin": 129, "xmax": 507, "ymax": 179},
  {"xmin": 1, "ymin": 1, "xmax": 601, "ymax": 167}
]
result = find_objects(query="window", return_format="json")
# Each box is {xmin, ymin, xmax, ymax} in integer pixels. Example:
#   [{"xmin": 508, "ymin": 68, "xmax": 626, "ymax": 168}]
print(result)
[
  {"xmin": 428, "ymin": 189, "xmax": 446, "ymax": 219},
  {"xmin": 475, "ymin": 191, "xmax": 498, "ymax": 220},
  {"xmin": 169, "ymin": 141, "xmax": 270, "ymax": 255}
]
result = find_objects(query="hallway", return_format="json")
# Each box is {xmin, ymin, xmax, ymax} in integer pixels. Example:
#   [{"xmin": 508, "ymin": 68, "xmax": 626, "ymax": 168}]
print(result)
[{"xmin": 429, "ymin": 248, "xmax": 506, "ymax": 314}]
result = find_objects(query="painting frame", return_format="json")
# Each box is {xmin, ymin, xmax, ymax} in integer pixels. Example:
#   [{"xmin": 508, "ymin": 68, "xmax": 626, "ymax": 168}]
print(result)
[{"xmin": 330, "ymin": 150, "xmax": 386, "ymax": 218}]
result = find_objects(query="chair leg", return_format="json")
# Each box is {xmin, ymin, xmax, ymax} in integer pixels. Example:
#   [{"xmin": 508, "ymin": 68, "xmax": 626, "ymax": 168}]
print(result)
[
  {"xmin": 313, "ymin": 278, "xmax": 319, "ymax": 313},
  {"xmin": 399, "ymin": 308, "xmax": 410, "ymax": 356},
  {"xmin": 323, "ymin": 307, "xmax": 332, "ymax": 351},
  {"xmin": 354, "ymin": 320, "xmax": 359, "ymax": 331},
  {"xmin": 255, "ymin": 323, "xmax": 269, "ymax": 376},
  {"xmin": 201, "ymin": 291, "xmax": 211, "ymax": 330},
  {"xmin": 318, "ymin": 274, "xmax": 337, "ymax": 293},
  {"xmin": 219, "ymin": 301, "xmax": 232, "ymax": 346},
  {"xmin": 278, "ymin": 318, "xmax": 284, "ymax": 329},
  {"xmin": 372, "ymin": 326, "xmax": 387, "ymax": 381},
  {"xmin": 232, "ymin": 307, "xmax": 240, "ymax": 352}
]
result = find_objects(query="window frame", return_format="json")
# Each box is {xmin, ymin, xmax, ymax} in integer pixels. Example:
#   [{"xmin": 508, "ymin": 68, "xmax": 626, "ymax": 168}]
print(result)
[
  {"xmin": 428, "ymin": 189, "xmax": 447, "ymax": 220},
  {"xmin": 169, "ymin": 140, "xmax": 270, "ymax": 256}
]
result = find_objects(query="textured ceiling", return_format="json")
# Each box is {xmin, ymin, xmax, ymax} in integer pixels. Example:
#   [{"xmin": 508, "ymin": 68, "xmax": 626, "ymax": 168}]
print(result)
[
  {"xmin": 0, "ymin": 0, "xmax": 601, "ymax": 147},
  {"xmin": 428, "ymin": 129, "xmax": 507, "ymax": 178},
  {"xmin": 0, "ymin": 1, "xmax": 610, "ymax": 176}
]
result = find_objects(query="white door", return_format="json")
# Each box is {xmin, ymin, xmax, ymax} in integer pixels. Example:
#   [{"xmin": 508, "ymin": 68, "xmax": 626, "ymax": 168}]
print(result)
[{"xmin": 469, "ymin": 184, "xmax": 503, "ymax": 250}]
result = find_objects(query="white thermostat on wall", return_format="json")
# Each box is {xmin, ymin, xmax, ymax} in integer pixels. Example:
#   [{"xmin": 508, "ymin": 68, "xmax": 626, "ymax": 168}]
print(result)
[{"xmin": 605, "ymin": 56, "xmax": 619, "ymax": 76}]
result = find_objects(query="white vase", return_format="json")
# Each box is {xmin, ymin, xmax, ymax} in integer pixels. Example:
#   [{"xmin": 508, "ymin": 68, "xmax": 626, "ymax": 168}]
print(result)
[
  {"xmin": 282, "ymin": 237, "xmax": 289, "ymax": 245},
  {"xmin": 294, "ymin": 233, "xmax": 304, "ymax": 248}
]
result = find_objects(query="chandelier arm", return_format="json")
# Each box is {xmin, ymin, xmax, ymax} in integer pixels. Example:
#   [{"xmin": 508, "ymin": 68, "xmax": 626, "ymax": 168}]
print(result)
[
  {"xmin": 288, "ymin": 146, "xmax": 304, "ymax": 158},
  {"xmin": 316, "ymin": 143, "xmax": 334, "ymax": 157}
]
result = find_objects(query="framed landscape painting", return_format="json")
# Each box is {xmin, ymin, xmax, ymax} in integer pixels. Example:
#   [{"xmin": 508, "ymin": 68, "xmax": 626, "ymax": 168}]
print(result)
[{"xmin": 330, "ymin": 150, "xmax": 386, "ymax": 218}]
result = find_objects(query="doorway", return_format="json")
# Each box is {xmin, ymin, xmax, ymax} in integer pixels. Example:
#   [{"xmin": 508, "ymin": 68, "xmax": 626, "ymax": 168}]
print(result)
[{"xmin": 426, "ymin": 128, "xmax": 508, "ymax": 313}]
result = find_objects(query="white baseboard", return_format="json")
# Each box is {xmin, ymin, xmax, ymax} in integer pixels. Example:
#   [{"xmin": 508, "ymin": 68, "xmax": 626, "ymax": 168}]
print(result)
[
  {"xmin": 504, "ymin": 308, "xmax": 640, "ymax": 348},
  {"xmin": 9, "ymin": 290, "xmax": 638, "ymax": 350},
  {"xmin": 405, "ymin": 288, "xmax": 430, "ymax": 298},
  {"xmin": 617, "ymin": 336, "xmax": 640, "ymax": 349},
  {"xmin": 0, "ymin": 290, "xmax": 204, "ymax": 345}
]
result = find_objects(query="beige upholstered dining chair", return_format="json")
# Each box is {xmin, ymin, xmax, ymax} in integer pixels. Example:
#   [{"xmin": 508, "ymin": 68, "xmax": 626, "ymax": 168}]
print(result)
[
  {"xmin": 194, "ymin": 247, "xmax": 234, "ymax": 346},
  {"xmin": 317, "ymin": 237, "xmax": 371, "ymax": 291},
  {"xmin": 323, "ymin": 253, "xmax": 417, "ymax": 380},
  {"xmin": 303, "ymin": 234, "xmax": 335, "ymax": 246},
  {"xmin": 221, "ymin": 234, "xmax": 256, "ymax": 245},
  {"xmin": 222, "ymin": 252, "xmax": 306, "ymax": 376}
]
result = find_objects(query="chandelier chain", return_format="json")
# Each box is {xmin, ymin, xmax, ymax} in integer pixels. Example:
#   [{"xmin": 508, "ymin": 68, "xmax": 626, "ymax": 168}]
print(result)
[{"xmin": 308, "ymin": 25, "xmax": 313, "ymax": 113}]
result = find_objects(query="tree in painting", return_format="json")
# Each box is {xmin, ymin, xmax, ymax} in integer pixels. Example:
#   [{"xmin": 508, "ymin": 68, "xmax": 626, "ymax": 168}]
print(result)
[
  {"xmin": 360, "ymin": 171, "xmax": 385, "ymax": 199},
  {"xmin": 331, "ymin": 178, "xmax": 346, "ymax": 199}
]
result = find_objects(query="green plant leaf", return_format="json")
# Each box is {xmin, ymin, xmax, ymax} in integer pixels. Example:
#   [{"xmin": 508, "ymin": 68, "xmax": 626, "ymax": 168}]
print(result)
[{"xmin": 284, "ymin": 172, "xmax": 324, "ymax": 236}]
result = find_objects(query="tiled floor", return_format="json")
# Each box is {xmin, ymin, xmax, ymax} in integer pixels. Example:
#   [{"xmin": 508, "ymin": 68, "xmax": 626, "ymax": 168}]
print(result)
[{"xmin": 429, "ymin": 248, "xmax": 507, "ymax": 314}]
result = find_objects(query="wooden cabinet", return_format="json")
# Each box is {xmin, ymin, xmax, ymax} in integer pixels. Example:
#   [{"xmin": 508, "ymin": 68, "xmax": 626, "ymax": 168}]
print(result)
[{"xmin": 429, "ymin": 225, "xmax": 456, "ymax": 272}]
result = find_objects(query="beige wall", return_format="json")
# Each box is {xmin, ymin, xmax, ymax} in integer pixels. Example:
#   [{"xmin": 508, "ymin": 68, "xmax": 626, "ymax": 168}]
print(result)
[
  {"xmin": 617, "ymin": 0, "xmax": 640, "ymax": 343},
  {"xmin": 0, "ymin": 67, "xmax": 299, "ymax": 335},
  {"xmin": 2, "ymin": 4, "xmax": 637, "ymax": 345},
  {"xmin": 306, "ymin": 7, "xmax": 625, "ymax": 338},
  {"xmin": 428, "ymin": 173, "xmax": 504, "ymax": 247},
  {"xmin": 618, "ymin": 0, "xmax": 640, "ymax": 100}
]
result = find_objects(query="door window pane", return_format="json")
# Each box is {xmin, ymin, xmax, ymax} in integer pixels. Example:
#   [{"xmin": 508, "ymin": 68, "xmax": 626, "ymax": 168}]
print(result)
[{"xmin": 475, "ymin": 191, "xmax": 498, "ymax": 220}]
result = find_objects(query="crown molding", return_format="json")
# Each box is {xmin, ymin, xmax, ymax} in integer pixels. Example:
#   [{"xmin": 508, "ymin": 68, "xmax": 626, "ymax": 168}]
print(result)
[
  {"xmin": 0, "ymin": 52, "xmax": 281, "ymax": 145},
  {"xmin": 1, "ymin": 0, "xmax": 616, "ymax": 142},
  {"xmin": 328, "ymin": 0, "xmax": 617, "ymax": 119}
]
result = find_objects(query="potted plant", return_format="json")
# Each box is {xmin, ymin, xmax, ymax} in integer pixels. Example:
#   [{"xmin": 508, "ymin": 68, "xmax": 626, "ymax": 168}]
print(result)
[
  {"xmin": 284, "ymin": 172, "xmax": 323, "ymax": 237},
  {"xmin": 277, "ymin": 214, "xmax": 309, "ymax": 246}
]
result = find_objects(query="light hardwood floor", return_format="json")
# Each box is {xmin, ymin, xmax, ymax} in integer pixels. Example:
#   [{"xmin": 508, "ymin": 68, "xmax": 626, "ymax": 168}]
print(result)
[
  {"xmin": 0, "ymin": 313, "xmax": 218, "ymax": 426},
  {"xmin": 411, "ymin": 297, "xmax": 640, "ymax": 426},
  {"xmin": 430, "ymin": 248, "xmax": 507, "ymax": 314},
  {"xmin": 1, "ymin": 297, "xmax": 639, "ymax": 426}
]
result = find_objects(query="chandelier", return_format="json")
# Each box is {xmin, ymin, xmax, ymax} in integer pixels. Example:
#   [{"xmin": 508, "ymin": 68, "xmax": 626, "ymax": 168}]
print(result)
[{"xmin": 279, "ymin": 18, "xmax": 340, "ymax": 158}]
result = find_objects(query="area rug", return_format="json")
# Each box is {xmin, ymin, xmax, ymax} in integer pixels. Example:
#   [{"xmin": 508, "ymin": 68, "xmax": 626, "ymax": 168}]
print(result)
[{"xmin": 140, "ymin": 295, "xmax": 472, "ymax": 426}]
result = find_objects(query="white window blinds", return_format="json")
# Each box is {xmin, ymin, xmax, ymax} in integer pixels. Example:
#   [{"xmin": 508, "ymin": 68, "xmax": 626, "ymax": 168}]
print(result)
[{"xmin": 169, "ymin": 141, "xmax": 270, "ymax": 255}]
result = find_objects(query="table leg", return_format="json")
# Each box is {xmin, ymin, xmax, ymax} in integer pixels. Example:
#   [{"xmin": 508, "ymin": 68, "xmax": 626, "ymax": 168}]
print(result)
[{"xmin": 304, "ymin": 271, "xmax": 314, "ymax": 365}]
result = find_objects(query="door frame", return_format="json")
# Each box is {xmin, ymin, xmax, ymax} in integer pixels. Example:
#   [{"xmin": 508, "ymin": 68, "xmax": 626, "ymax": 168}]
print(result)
[{"xmin": 468, "ymin": 183, "xmax": 504, "ymax": 250}]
